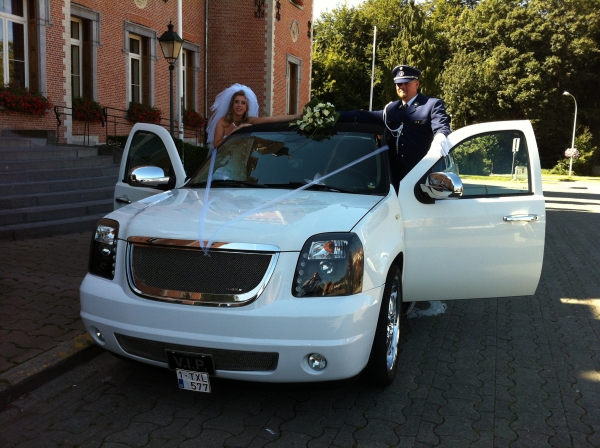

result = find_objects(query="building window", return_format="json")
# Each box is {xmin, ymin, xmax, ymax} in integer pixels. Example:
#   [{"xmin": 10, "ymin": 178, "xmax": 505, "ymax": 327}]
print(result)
[
  {"xmin": 124, "ymin": 22, "xmax": 156, "ymax": 107},
  {"xmin": 70, "ymin": 5, "xmax": 100, "ymax": 101},
  {"xmin": 181, "ymin": 41, "xmax": 200, "ymax": 112},
  {"xmin": 286, "ymin": 54, "xmax": 302, "ymax": 115},
  {"xmin": 0, "ymin": 0, "xmax": 27, "ymax": 87},
  {"xmin": 129, "ymin": 34, "xmax": 142, "ymax": 103},
  {"xmin": 70, "ymin": 18, "xmax": 82, "ymax": 98}
]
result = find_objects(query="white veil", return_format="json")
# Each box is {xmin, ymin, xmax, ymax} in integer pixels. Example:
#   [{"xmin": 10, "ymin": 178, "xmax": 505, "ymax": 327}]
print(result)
[{"xmin": 206, "ymin": 83, "xmax": 259, "ymax": 145}]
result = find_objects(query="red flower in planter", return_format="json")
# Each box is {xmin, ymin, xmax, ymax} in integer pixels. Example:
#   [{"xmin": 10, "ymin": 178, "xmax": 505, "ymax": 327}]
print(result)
[
  {"xmin": 126, "ymin": 102, "xmax": 162, "ymax": 124},
  {"xmin": 73, "ymin": 97, "xmax": 104, "ymax": 124},
  {"xmin": 0, "ymin": 84, "xmax": 51, "ymax": 116},
  {"xmin": 182, "ymin": 109, "xmax": 205, "ymax": 130}
]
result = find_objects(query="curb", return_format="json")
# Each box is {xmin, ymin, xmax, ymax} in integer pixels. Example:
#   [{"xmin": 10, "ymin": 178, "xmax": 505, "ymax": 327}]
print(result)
[{"xmin": 0, "ymin": 333, "xmax": 102, "ymax": 407}]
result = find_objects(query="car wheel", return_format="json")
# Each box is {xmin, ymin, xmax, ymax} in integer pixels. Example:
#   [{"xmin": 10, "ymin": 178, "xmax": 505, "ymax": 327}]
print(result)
[{"xmin": 364, "ymin": 264, "xmax": 402, "ymax": 387}]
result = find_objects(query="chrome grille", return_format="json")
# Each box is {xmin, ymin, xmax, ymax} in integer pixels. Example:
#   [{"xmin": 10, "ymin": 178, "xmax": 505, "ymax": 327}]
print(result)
[
  {"xmin": 115, "ymin": 334, "xmax": 278, "ymax": 372},
  {"xmin": 126, "ymin": 237, "xmax": 278, "ymax": 306}
]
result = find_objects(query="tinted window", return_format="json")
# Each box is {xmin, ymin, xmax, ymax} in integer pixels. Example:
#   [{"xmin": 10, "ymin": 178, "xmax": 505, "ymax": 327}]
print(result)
[
  {"xmin": 189, "ymin": 131, "xmax": 388, "ymax": 195},
  {"xmin": 444, "ymin": 130, "xmax": 531, "ymax": 197}
]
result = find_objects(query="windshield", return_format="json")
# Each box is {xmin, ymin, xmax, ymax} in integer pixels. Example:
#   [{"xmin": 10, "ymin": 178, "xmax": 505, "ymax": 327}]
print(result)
[{"xmin": 187, "ymin": 130, "xmax": 389, "ymax": 195}]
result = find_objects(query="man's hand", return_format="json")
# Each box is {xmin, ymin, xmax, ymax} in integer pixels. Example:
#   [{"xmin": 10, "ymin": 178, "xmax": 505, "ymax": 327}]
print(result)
[{"xmin": 430, "ymin": 133, "xmax": 451, "ymax": 157}]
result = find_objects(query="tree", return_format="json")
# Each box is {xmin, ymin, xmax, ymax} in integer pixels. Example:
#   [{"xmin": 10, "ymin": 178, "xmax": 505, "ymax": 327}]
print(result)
[
  {"xmin": 312, "ymin": 0, "xmax": 441, "ymax": 110},
  {"xmin": 439, "ymin": 0, "xmax": 600, "ymax": 167}
]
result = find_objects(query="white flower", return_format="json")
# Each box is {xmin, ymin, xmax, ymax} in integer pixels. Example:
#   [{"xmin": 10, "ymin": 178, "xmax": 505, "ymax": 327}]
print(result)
[{"xmin": 323, "ymin": 109, "xmax": 330, "ymax": 116}]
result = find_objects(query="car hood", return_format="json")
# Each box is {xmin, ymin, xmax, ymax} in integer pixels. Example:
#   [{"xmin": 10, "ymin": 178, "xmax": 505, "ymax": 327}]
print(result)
[{"xmin": 111, "ymin": 188, "xmax": 384, "ymax": 251}]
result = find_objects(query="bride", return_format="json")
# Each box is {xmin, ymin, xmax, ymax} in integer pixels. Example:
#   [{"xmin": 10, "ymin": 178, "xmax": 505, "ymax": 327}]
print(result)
[{"xmin": 206, "ymin": 83, "xmax": 298, "ymax": 148}]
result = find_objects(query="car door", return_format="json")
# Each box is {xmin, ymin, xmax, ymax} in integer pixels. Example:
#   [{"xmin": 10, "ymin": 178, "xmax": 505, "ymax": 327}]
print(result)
[
  {"xmin": 400, "ymin": 120, "xmax": 545, "ymax": 302},
  {"xmin": 114, "ymin": 123, "xmax": 187, "ymax": 209}
]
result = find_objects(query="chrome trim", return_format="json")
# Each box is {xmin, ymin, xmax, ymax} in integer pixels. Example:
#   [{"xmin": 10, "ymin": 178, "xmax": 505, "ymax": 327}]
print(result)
[
  {"xmin": 127, "ymin": 236, "xmax": 280, "ymax": 252},
  {"xmin": 503, "ymin": 214, "xmax": 539, "ymax": 222},
  {"xmin": 126, "ymin": 237, "xmax": 279, "ymax": 307}
]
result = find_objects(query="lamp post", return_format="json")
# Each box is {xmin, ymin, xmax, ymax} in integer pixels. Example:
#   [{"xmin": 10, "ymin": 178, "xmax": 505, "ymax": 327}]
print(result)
[
  {"xmin": 158, "ymin": 21, "xmax": 184, "ymax": 138},
  {"xmin": 563, "ymin": 91, "xmax": 577, "ymax": 177}
]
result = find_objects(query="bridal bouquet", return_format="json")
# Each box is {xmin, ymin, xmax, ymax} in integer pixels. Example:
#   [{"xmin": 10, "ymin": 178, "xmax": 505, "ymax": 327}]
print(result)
[{"xmin": 290, "ymin": 98, "xmax": 339, "ymax": 141}]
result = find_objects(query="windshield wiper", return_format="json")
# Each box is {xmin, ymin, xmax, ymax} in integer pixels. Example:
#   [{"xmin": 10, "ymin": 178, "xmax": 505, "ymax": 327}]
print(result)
[
  {"xmin": 264, "ymin": 182, "xmax": 355, "ymax": 194},
  {"xmin": 186, "ymin": 179, "xmax": 267, "ymax": 188}
]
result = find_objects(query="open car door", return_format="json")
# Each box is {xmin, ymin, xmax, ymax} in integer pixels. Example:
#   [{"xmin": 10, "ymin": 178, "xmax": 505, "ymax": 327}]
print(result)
[
  {"xmin": 114, "ymin": 123, "xmax": 187, "ymax": 209},
  {"xmin": 399, "ymin": 120, "xmax": 545, "ymax": 302}
]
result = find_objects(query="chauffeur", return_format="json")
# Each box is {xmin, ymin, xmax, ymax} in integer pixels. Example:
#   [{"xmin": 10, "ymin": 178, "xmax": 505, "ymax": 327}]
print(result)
[{"xmin": 339, "ymin": 65, "xmax": 451, "ymax": 188}]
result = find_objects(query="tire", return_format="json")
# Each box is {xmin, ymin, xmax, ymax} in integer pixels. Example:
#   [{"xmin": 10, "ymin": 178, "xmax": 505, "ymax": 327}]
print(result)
[{"xmin": 364, "ymin": 264, "xmax": 402, "ymax": 387}]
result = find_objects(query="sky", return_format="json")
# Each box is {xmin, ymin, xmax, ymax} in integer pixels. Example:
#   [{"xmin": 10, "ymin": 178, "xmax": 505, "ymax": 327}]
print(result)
[{"xmin": 312, "ymin": 0, "xmax": 366, "ymax": 19}]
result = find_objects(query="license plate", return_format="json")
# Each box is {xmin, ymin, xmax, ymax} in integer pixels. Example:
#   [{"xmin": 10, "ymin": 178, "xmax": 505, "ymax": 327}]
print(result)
[
  {"xmin": 176, "ymin": 369, "xmax": 211, "ymax": 393},
  {"xmin": 166, "ymin": 350, "xmax": 216, "ymax": 375}
]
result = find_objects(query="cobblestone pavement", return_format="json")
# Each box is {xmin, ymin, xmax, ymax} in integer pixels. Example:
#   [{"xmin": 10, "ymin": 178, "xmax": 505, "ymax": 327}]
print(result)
[
  {"xmin": 0, "ymin": 180, "xmax": 599, "ymax": 447},
  {"xmin": 0, "ymin": 232, "xmax": 90, "ymax": 374}
]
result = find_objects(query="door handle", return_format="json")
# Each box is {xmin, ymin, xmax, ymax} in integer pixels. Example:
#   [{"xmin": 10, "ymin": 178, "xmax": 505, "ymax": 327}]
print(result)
[
  {"xmin": 115, "ymin": 197, "xmax": 132, "ymax": 204},
  {"xmin": 503, "ymin": 214, "xmax": 538, "ymax": 222}
]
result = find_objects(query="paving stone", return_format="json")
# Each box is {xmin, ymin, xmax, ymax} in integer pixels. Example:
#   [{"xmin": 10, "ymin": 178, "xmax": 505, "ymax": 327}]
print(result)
[
  {"xmin": 331, "ymin": 424, "xmax": 357, "ymax": 447},
  {"xmin": 354, "ymin": 418, "xmax": 399, "ymax": 445}
]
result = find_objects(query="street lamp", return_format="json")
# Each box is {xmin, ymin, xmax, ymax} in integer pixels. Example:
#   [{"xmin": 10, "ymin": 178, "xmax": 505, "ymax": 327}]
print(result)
[
  {"xmin": 563, "ymin": 91, "xmax": 578, "ymax": 177},
  {"xmin": 158, "ymin": 21, "xmax": 184, "ymax": 138}
]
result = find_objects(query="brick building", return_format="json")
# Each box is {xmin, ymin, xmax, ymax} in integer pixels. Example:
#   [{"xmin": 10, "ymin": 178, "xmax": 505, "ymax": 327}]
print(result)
[{"xmin": 0, "ymin": 0, "xmax": 313, "ymax": 144}]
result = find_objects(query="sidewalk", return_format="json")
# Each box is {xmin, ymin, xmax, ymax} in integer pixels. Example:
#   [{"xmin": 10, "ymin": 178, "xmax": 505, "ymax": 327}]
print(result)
[
  {"xmin": 0, "ymin": 232, "xmax": 100, "ymax": 406},
  {"xmin": 1, "ymin": 178, "xmax": 599, "ymax": 407}
]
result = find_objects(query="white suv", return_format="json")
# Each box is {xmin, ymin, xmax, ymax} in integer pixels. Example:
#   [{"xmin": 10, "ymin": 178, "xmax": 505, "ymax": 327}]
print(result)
[{"xmin": 80, "ymin": 120, "xmax": 545, "ymax": 391}]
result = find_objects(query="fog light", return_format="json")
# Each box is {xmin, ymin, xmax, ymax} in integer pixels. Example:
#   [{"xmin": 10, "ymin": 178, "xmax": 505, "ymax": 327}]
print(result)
[
  {"xmin": 307, "ymin": 353, "xmax": 327, "ymax": 371},
  {"xmin": 91, "ymin": 326, "xmax": 105, "ymax": 342}
]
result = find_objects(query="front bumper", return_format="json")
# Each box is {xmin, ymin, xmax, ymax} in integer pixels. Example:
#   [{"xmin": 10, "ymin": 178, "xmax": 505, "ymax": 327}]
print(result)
[{"xmin": 80, "ymin": 272, "xmax": 384, "ymax": 382}]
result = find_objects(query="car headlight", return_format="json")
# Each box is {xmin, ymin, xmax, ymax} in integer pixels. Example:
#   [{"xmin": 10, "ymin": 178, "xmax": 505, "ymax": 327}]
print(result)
[
  {"xmin": 292, "ymin": 233, "xmax": 363, "ymax": 297},
  {"xmin": 88, "ymin": 218, "xmax": 119, "ymax": 280}
]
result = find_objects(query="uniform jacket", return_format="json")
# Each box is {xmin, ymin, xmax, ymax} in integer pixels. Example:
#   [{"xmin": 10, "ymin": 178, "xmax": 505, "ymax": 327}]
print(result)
[{"xmin": 339, "ymin": 93, "xmax": 451, "ymax": 184}]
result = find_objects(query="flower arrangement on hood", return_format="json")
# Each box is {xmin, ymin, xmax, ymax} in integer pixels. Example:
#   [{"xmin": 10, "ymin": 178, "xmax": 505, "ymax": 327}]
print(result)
[{"xmin": 289, "ymin": 98, "xmax": 339, "ymax": 141}]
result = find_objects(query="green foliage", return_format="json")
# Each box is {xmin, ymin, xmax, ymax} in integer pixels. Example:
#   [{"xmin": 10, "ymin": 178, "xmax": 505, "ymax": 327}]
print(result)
[
  {"xmin": 437, "ymin": 0, "xmax": 600, "ymax": 167},
  {"xmin": 550, "ymin": 127, "xmax": 599, "ymax": 176},
  {"xmin": 452, "ymin": 134, "xmax": 498, "ymax": 175},
  {"xmin": 312, "ymin": 0, "xmax": 440, "ymax": 110},
  {"xmin": 312, "ymin": 0, "xmax": 600, "ymax": 173}
]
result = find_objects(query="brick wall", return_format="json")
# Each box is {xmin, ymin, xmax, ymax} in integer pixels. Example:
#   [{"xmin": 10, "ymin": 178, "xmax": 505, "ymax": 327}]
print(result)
[
  {"xmin": 0, "ymin": 0, "xmax": 312, "ymax": 143},
  {"xmin": 270, "ymin": 0, "xmax": 313, "ymax": 115}
]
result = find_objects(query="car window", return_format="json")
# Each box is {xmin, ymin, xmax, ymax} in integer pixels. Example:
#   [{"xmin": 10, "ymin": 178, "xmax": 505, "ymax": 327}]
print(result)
[
  {"xmin": 189, "ymin": 131, "xmax": 388, "ymax": 195},
  {"xmin": 125, "ymin": 130, "xmax": 175, "ymax": 190},
  {"xmin": 443, "ymin": 130, "xmax": 531, "ymax": 197}
]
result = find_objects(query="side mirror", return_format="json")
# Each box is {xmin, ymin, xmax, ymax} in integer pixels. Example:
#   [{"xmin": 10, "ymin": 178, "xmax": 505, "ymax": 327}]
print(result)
[
  {"xmin": 128, "ymin": 166, "xmax": 170, "ymax": 188},
  {"xmin": 420, "ymin": 172, "xmax": 463, "ymax": 199}
]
